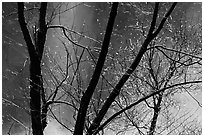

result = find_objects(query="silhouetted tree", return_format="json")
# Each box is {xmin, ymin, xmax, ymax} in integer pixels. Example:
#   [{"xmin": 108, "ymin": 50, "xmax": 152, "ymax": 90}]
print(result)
[{"xmin": 3, "ymin": 2, "xmax": 201, "ymax": 135}]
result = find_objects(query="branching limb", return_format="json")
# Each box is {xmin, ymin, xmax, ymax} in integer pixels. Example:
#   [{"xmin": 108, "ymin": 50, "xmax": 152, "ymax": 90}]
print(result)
[
  {"xmin": 93, "ymin": 80, "xmax": 201, "ymax": 134},
  {"xmin": 17, "ymin": 2, "xmax": 37, "ymax": 61},
  {"xmin": 47, "ymin": 25, "xmax": 101, "ymax": 44},
  {"xmin": 87, "ymin": 3, "xmax": 177, "ymax": 134},
  {"xmin": 154, "ymin": 46, "xmax": 202, "ymax": 60}
]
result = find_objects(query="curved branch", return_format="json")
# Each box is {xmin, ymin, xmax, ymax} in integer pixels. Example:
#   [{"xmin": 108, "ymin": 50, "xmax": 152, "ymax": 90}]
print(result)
[
  {"xmin": 154, "ymin": 46, "xmax": 202, "ymax": 60},
  {"xmin": 17, "ymin": 2, "xmax": 36, "ymax": 61},
  {"xmin": 51, "ymin": 41, "xmax": 70, "ymax": 102},
  {"xmin": 47, "ymin": 25, "xmax": 101, "ymax": 44},
  {"xmin": 94, "ymin": 80, "xmax": 201, "ymax": 134}
]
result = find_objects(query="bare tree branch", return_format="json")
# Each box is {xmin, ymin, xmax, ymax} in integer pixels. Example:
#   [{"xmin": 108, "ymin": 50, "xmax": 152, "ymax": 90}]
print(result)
[
  {"xmin": 18, "ymin": 2, "xmax": 48, "ymax": 134},
  {"xmin": 74, "ymin": 3, "xmax": 119, "ymax": 134},
  {"xmin": 153, "ymin": 3, "xmax": 177, "ymax": 37},
  {"xmin": 154, "ymin": 46, "xmax": 202, "ymax": 60},
  {"xmin": 17, "ymin": 2, "xmax": 37, "ymax": 61},
  {"xmin": 87, "ymin": 2, "xmax": 177, "ymax": 134},
  {"xmin": 94, "ymin": 80, "xmax": 201, "ymax": 134},
  {"xmin": 47, "ymin": 25, "xmax": 101, "ymax": 44}
]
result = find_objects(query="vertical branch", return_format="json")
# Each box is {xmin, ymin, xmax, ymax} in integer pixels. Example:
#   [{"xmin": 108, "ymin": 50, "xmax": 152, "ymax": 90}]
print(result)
[
  {"xmin": 148, "ymin": 92, "xmax": 163, "ymax": 135},
  {"xmin": 37, "ymin": 2, "xmax": 47, "ymax": 60},
  {"xmin": 73, "ymin": 2, "xmax": 119, "ymax": 135}
]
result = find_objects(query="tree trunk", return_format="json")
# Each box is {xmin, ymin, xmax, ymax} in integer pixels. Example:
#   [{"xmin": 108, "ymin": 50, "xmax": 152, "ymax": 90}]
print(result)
[
  {"xmin": 18, "ymin": 2, "xmax": 47, "ymax": 134},
  {"xmin": 30, "ymin": 58, "xmax": 44, "ymax": 135},
  {"xmin": 148, "ymin": 93, "xmax": 163, "ymax": 135}
]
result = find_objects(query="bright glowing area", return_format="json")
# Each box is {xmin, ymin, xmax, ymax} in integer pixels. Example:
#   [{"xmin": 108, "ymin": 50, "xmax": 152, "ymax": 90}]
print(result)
[{"xmin": 44, "ymin": 119, "xmax": 72, "ymax": 135}]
